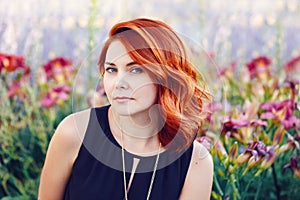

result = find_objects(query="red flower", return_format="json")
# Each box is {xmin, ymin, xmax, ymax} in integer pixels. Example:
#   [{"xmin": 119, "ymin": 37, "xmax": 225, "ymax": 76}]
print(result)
[
  {"xmin": 0, "ymin": 53, "xmax": 30, "ymax": 74},
  {"xmin": 42, "ymin": 57, "xmax": 75, "ymax": 84},
  {"xmin": 246, "ymin": 56, "xmax": 271, "ymax": 80},
  {"xmin": 41, "ymin": 85, "xmax": 71, "ymax": 108},
  {"xmin": 217, "ymin": 62, "xmax": 237, "ymax": 77},
  {"xmin": 284, "ymin": 56, "xmax": 300, "ymax": 78},
  {"xmin": 0, "ymin": 53, "xmax": 31, "ymax": 98}
]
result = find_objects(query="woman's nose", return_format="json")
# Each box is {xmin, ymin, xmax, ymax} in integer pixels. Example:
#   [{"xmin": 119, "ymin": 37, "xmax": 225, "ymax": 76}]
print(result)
[{"xmin": 115, "ymin": 73, "xmax": 129, "ymax": 89}]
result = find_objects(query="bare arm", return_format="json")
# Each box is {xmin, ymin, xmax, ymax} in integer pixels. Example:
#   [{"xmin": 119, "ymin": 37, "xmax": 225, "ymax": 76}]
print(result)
[
  {"xmin": 179, "ymin": 141, "xmax": 214, "ymax": 200},
  {"xmin": 38, "ymin": 109, "xmax": 90, "ymax": 200}
]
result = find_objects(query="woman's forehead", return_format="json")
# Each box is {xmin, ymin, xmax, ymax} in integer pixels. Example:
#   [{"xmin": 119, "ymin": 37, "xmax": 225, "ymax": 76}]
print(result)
[{"xmin": 105, "ymin": 40, "xmax": 132, "ymax": 63}]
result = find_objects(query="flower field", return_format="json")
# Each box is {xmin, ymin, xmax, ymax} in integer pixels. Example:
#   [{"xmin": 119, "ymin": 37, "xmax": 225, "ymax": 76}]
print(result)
[
  {"xmin": 1, "ymin": 53, "xmax": 299, "ymax": 200},
  {"xmin": 197, "ymin": 55, "xmax": 300, "ymax": 199},
  {"xmin": 0, "ymin": 0, "xmax": 300, "ymax": 199}
]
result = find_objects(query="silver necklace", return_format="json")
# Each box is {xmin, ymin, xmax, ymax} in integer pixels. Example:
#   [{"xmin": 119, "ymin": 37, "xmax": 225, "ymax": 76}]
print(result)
[{"xmin": 121, "ymin": 130, "xmax": 161, "ymax": 200}]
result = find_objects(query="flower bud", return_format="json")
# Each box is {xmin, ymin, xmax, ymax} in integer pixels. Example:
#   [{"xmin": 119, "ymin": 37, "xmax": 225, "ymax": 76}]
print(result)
[
  {"xmin": 294, "ymin": 168, "xmax": 300, "ymax": 180},
  {"xmin": 236, "ymin": 152, "xmax": 251, "ymax": 165},
  {"xmin": 260, "ymin": 154, "xmax": 277, "ymax": 169},
  {"xmin": 248, "ymin": 155, "xmax": 262, "ymax": 168},
  {"xmin": 229, "ymin": 142, "xmax": 238, "ymax": 162}
]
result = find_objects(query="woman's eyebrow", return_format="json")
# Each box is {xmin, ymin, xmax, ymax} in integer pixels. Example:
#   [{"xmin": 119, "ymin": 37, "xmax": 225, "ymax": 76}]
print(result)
[
  {"xmin": 126, "ymin": 62, "xmax": 139, "ymax": 67},
  {"xmin": 104, "ymin": 61, "xmax": 139, "ymax": 67},
  {"xmin": 104, "ymin": 62, "xmax": 115, "ymax": 66}
]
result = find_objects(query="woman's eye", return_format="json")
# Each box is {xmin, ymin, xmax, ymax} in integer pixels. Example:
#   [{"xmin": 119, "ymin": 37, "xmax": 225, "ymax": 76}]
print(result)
[
  {"xmin": 105, "ymin": 67, "xmax": 117, "ymax": 73},
  {"xmin": 131, "ymin": 67, "xmax": 143, "ymax": 73}
]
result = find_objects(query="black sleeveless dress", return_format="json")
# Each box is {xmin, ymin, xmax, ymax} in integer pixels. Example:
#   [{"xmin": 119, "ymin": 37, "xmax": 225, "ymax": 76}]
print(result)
[{"xmin": 63, "ymin": 105, "xmax": 194, "ymax": 200}]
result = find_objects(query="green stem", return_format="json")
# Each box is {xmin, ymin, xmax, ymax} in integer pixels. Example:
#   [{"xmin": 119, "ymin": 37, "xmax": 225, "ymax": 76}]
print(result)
[
  {"xmin": 229, "ymin": 173, "xmax": 240, "ymax": 200},
  {"xmin": 275, "ymin": 15, "xmax": 282, "ymax": 70},
  {"xmin": 213, "ymin": 172, "xmax": 224, "ymax": 196},
  {"xmin": 87, "ymin": 0, "xmax": 98, "ymax": 89},
  {"xmin": 243, "ymin": 173, "xmax": 255, "ymax": 199},
  {"xmin": 254, "ymin": 172, "xmax": 264, "ymax": 200},
  {"xmin": 272, "ymin": 164, "xmax": 281, "ymax": 200},
  {"xmin": 0, "ymin": 72, "xmax": 9, "ymax": 90}
]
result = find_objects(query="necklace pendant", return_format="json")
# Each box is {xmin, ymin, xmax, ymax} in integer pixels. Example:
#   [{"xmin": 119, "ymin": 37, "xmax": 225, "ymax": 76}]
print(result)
[{"xmin": 121, "ymin": 131, "xmax": 161, "ymax": 200}]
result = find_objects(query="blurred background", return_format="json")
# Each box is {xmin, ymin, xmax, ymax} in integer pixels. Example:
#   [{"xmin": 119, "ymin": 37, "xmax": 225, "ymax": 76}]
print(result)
[
  {"xmin": 1, "ymin": 0, "xmax": 300, "ymax": 67},
  {"xmin": 1, "ymin": 0, "xmax": 300, "ymax": 199}
]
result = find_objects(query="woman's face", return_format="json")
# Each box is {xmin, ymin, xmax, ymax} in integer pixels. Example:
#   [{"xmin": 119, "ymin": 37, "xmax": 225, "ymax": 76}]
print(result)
[{"xmin": 103, "ymin": 40, "xmax": 157, "ymax": 117}]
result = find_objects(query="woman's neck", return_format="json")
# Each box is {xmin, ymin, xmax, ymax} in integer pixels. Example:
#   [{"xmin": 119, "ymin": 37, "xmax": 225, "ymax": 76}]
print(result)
[{"xmin": 108, "ymin": 106, "xmax": 163, "ymax": 155}]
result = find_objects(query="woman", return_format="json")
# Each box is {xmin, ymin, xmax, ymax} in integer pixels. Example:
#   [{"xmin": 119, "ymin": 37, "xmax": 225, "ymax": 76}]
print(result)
[{"xmin": 39, "ymin": 18, "xmax": 213, "ymax": 200}]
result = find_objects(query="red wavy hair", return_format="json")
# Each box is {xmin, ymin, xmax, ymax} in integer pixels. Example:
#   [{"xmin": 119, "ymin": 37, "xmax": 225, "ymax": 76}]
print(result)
[{"xmin": 98, "ymin": 18, "xmax": 210, "ymax": 151}]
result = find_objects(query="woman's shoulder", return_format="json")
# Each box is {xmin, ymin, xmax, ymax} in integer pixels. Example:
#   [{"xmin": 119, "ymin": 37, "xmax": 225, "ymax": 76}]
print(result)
[
  {"xmin": 189, "ymin": 141, "xmax": 213, "ymax": 176},
  {"xmin": 53, "ymin": 108, "xmax": 92, "ymax": 151},
  {"xmin": 179, "ymin": 141, "xmax": 213, "ymax": 199},
  {"xmin": 191, "ymin": 140, "xmax": 213, "ymax": 163},
  {"xmin": 38, "ymin": 108, "xmax": 92, "ymax": 199},
  {"xmin": 59, "ymin": 108, "xmax": 92, "ymax": 131}
]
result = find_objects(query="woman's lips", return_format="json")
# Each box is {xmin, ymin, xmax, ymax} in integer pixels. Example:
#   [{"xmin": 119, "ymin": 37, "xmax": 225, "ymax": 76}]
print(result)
[{"xmin": 113, "ymin": 96, "xmax": 135, "ymax": 102}]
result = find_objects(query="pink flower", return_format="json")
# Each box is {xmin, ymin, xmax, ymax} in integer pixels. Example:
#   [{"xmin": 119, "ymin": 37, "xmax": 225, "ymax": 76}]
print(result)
[
  {"xmin": 196, "ymin": 136, "xmax": 212, "ymax": 151},
  {"xmin": 87, "ymin": 84, "xmax": 107, "ymax": 107},
  {"xmin": 283, "ymin": 79, "xmax": 299, "ymax": 100},
  {"xmin": 259, "ymin": 146, "xmax": 277, "ymax": 169},
  {"xmin": 237, "ymin": 141, "xmax": 264, "ymax": 165},
  {"xmin": 6, "ymin": 74, "xmax": 30, "ymax": 98},
  {"xmin": 217, "ymin": 62, "xmax": 237, "ymax": 78},
  {"xmin": 283, "ymin": 156, "xmax": 300, "ymax": 179},
  {"xmin": 278, "ymin": 133, "xmax": 300, "ymax": 154},
  {"xmin": 7, "ymin": 80, "xmax": 21, "ymax": 98},
  {"xmin": 246, "ymin": 56, "xmax": 271, "ymax": 80},
  {"xmin": 203, "ymin": 101, "xmax": 222, "ymax": 122},
  {"xmin": 237, "ymin": 141, "xmax": 277, "ymax": 169},
  {"xmin": 260, "ymin": 100, "xmax": 300, "ymax": 130},
  {"xmin": 221, "ymin": 116, "xmax": 249, "ymax": 137},
  {"xmin": 250, "ymin": 119, "xmax": 268, "ymax": 127},
  {"xmin": 41, "ymin": 85, "xmax": 71, "ymax": 108}
]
